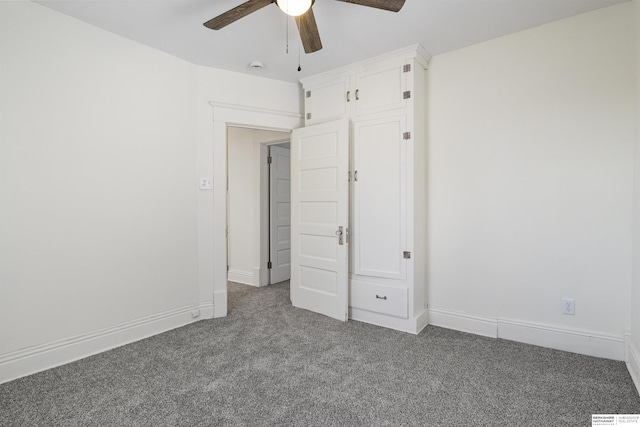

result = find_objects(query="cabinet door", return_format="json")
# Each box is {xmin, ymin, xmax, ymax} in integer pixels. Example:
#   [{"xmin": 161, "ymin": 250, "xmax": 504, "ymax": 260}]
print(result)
[
  {"xmin": 353, "ymin": 62, "xmax": 406, "ymax": 118},
  {"xmin": 304, "ymin": 76, "xmax": 350, "ymax": 126},
  {"xmin": 352, "ymin": 116, "xmax": 407, "ymax": 280}
]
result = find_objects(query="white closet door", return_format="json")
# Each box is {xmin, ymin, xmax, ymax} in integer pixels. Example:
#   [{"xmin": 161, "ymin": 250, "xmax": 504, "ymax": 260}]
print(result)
[
  {"xmin": 290, "ymin": 119, "xmax": 349, "ymax": 321},
  {"xmin": 269, "ymin": 145, "xmax": 291, "ymax": 284},
  {"xmin": 353, "ymin": 62, "xmax": 406, "ymax": 118},
  {"xmin": 353, "ymin": 115, "xmax": 407, "ymax": 280},
  {"xmin": 304, "ymin": 76, "xmax": 351, "ymax": 126}
]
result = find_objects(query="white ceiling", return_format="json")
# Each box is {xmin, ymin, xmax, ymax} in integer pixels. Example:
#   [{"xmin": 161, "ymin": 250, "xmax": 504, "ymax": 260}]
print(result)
[{"xmin": 35, "ymin": 0, "xmax": 627, "ymax": 82}]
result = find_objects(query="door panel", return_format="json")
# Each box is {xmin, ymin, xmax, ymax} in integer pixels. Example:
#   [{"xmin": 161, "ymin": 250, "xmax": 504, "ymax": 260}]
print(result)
[
  {"xmin": 304, "ymin": 77, "xmax": 350, "ymax": 126},
  {"xmin": 291, "ymin": 119, "xmax": 349, "ymax": 321},
  {"xmin": 269, "ymin": 145, "xmax": 291, "ymax": 284},
  {"xmin": 353, "ymin": 116, "xmax": 407, "ymax": 280},
  {"xmin": 354, "ymin": 63, "xmax": 406, "ymax": 117}
]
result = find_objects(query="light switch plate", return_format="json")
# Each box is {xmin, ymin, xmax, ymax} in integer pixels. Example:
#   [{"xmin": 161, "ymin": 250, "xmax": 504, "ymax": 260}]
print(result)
[{"xmin": 199, "ymin": 177, "xmax": 213, "ymax": 190}]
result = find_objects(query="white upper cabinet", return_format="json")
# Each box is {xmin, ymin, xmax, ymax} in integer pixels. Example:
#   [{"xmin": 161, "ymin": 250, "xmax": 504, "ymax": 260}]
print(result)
[
  {"xmin": 302, "ymin": 48, "xmax": 422, "ymax": 125},
  {"xmin": 352, "ymin": 62, "xmax": 407, "ymax": 117},
  {"xmin": 303, "ymin": 76, "xmax": 350, "ymax": 125}
]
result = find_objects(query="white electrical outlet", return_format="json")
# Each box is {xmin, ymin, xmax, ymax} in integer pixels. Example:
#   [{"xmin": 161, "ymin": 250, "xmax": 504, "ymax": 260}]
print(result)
[{"xmin": 562, "ymin": 298, "xmax": 575, "ymax": 315}]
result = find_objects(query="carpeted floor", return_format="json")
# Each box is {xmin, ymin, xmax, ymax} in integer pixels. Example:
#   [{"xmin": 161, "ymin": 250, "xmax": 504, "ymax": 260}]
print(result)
[{"xmin": 1, "ymin": 281, "xmax": 639, "ymax": 426}]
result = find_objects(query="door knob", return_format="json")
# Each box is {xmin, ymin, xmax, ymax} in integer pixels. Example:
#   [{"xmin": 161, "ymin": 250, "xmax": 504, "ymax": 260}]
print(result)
[{"xmin": 336, "ymin": 226, "xmax": 344, "ymax": 245}]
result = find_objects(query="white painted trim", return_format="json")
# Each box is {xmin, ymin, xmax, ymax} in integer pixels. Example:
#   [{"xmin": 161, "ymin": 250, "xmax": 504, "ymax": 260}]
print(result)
[
  {"xmin": 0, "ymin": 305, "xmax": 205, "ymax": 385},
  {"xmin": 299, "ymin": 44, "xmax": 431, "ymax": 87},
  {"xmin": 498, "ymin": 319, "xmax": 625, "ymax": 361},
  {"xmin": 427, "ymin": 308, "xmax": 625, "ymax": 360},
  {"xmin": 213, "ymin": 289, "xmax": 228, "ymax": 318},
  {"xmin": 428, "ymin": 308, "xmax": 498, "ymax": 338},
  {"xmin": 199, "ymin": 302, "xmax": 215, "ymax": 320},
  {"xmin": 626, "ymin": 339, "xmax": 640, "ymax": 396},
  {"xmin": 414, "ymin": 309, "xmax": 429, "ymax": 335},
  {"xmin": 228, "ymin": 269, "xmax": 259, "ymax": 286},
  {"xmin": 349, "ymin": 308, "xmax": 422, "ymax": 334},
  {"xmin": 209, "ymin": 101, "xmax": 302, "ymax": 121}
]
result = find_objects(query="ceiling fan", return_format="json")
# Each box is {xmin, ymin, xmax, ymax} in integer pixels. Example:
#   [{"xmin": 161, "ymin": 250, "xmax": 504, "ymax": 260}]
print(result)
[{"xmin": 203, "ymin": 0, "xmax": 406, "ymax": 54}]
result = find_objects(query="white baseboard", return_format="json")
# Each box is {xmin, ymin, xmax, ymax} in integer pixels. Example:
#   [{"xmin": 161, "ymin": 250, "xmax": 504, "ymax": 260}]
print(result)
[
  {"xmin": 428, "ymin": 308, "xmax": 498, "ymax": 338},
  {"xmin": 214, "ymin": 289, "xmax": 227, "ymax": 318},
  {"xmin": 349, "ymin": 308, "xmax": 424, "ymax": 334},
  {"xmin": 228, "ymin": 269, "xmax": 259, "ymax": 286},
  {"xmin": 498, "ymin": 319, "xmax": 625, "ymax": 361},
  {"xmin": 427, "ymin": 307, "xmax": 624, "ymax": 360},
  {"xmin": 627, "ymin": 339, "xmax": 640, "ymax": 396},
  {"xmin": 415, "ymin": 309, "xmax": 429, "ymax": 335},
  {"xmin": 199, "ymin": 302, "xmax": 215, "ymax": 320},
  {"xmin": 0, "ymin": 304, "xmax": 208, "ymax": 385}
]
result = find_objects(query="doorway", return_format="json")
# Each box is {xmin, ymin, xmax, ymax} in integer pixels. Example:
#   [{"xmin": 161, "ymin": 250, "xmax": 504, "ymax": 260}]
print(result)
[
  {"xmin": 226, "ymin": 127, "xmax": 290, "ymax": 288},
  {"xmin": 206, "ymin": 102, "xmax": 302, "ymax": 319}
]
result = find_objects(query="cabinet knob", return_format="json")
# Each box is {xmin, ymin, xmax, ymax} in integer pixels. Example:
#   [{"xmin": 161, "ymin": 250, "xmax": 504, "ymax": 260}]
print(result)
[
  {"xmin": 355, "ymin": 89, "xmax": 359, "ymax": 100},
  {"xmin": 376, "ymin": 295, "xmax": 387, "ymax": 300},
  {"xmin": 346, "ymin": 91, "xmax": 351, "ymax": 102}
]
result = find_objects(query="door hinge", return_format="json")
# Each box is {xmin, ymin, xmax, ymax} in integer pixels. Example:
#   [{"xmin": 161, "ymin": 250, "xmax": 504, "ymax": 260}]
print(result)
[
  {"xmin": 403, "ymin": 91, "xmax": 411, "ymax": 99},
  {"xmin": 403, "ymin": 64, "xmax": 411, "ymax": 73},
  {"xmin": 403, "ymin": 132, "xmax": 411, "ymax": 140},
  {"xmin": 306, "ymin": 90, "xmax": 311, "ymax": 98},
  {"xmin": 306, "ymin": 113, "xmax": 312, "ymax": 120},
  {"xmin": 267, "ymin": 261, "xmax": 272, "ymax": 269},
  {"xmin": 403, "ymin": 251, "xmax": 411, "ymax": 259},
  {"xmin": 267, "ymin": 156, "xmax": 272, "ymax": 164},
  {"xmin": 227, "ymin": 265, "xmax": 230, "ymax": 271}
]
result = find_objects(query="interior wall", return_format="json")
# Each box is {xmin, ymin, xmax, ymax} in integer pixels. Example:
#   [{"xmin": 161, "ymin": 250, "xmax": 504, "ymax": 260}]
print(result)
[
  {"xmin": 426, "ymin": 3, "xmax": 635, "ymax": 355},
  {"xmin": 0, "ymin": 1, "xmax": 199, "ymax": 380},
  {"xmin": 630, "ymin": 0, "xmax": 640, "ymax": 394},
  {"xmin": 227, "ymin": 128, "xmax": 289, "ymax": 286},
  {"xmin": 0, "ymin": 1, "xmax": 303, "ymax": 383}
]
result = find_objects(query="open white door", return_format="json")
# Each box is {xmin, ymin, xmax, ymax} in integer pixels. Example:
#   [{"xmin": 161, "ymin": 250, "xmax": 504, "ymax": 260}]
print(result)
[
  {"xmin": 269, "ymin": 145, "xmax": 291, "ymax": 284},
  {"xmin": 290, "ymin": 119, "xmax": 349, "ymax": 321}
]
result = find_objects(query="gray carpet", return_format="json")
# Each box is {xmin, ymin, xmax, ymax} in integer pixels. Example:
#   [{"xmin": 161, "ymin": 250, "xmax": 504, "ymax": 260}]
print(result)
[{"xmin": 1, "ymin": 281, "xmax": 639, "ymax": 426}]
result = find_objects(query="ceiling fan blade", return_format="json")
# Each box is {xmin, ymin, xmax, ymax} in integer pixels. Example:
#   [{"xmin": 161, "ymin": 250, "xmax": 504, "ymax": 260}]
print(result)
[
  {"xmin": 335, "ymin": 0, "xmax": 405, "ymax": 12},
  {"xmin": 204, "ymin": 0, "xmax": 274, "ymax": 30},
  {"xmin": 295, "ymin": 7, "xmax": 323, "ymax": 53}
]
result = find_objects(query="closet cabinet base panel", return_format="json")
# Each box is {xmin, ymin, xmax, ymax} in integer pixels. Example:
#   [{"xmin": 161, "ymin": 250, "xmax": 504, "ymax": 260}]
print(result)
[
  {"xmin": 350, "ymin": 279, "xmax": 408, "ymax": 319},
  {"xmin": 349, "ymin": 307, "xmax": 429, "ymax": 335}
]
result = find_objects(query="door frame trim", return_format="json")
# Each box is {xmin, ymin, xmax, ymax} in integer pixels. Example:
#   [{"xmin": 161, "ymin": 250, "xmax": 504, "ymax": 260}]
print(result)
[{"xmin": 203, "ymin": 102, "xmax": 302, "ymax": 318}]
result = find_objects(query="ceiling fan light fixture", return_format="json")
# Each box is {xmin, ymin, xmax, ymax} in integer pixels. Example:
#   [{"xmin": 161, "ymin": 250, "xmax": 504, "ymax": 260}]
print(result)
[{"xmin": 276, "ymin": 0, "xmax": 312, "ymax": 17}]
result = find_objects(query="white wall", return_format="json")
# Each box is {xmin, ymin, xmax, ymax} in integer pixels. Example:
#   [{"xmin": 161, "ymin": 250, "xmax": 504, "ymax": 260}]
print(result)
[
  {"xmin": 0, "ymin": 1, "xmax": 200, "ymax": 381},
  {"xmin": 630, "ymin": 0, "xmax": 640, "ymax": 395},
  {"xmin": 0, "ymin": 1, "xmax": 303, "ymax": 384},
  {"xmin": 427, "ymin": 3, "xmax": 635, "ymax": 360},
  {"xmin": 227, "ymin": 127, "xmax": 289, "ymax": 286}
]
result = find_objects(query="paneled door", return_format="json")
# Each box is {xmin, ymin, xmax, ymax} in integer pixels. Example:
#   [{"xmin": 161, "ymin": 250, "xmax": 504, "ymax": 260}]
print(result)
[
  {"xmin": 290, "ymin": 119, "xmax": 349, "ymax": 321},
  {"xmin": 269, "ymin": 145, "xmax": 291, "ymax": 284},
  {"xmin": 352, "ymin": 115, "xmax": 407, "ymax": 280}
]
